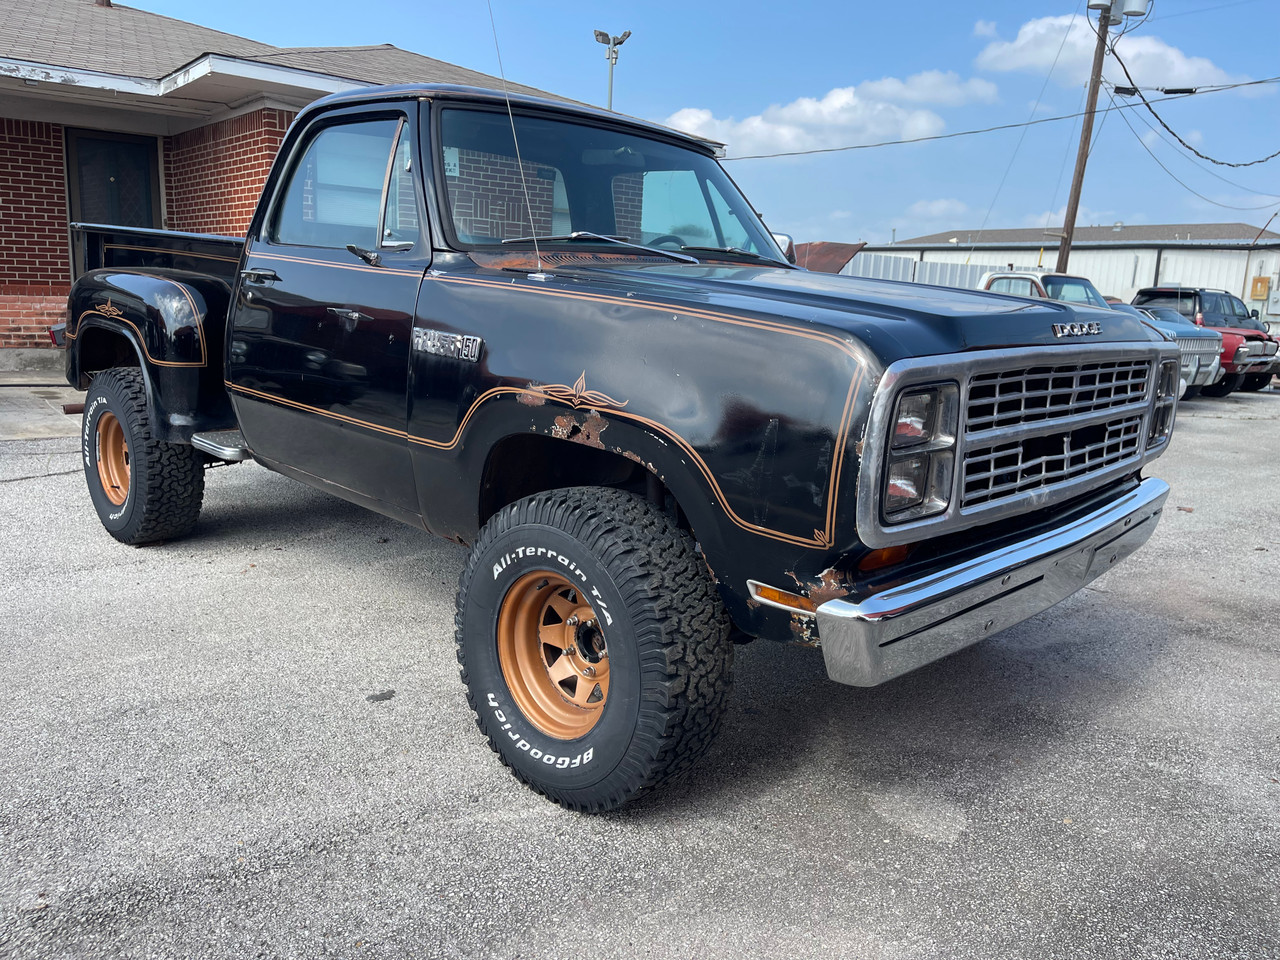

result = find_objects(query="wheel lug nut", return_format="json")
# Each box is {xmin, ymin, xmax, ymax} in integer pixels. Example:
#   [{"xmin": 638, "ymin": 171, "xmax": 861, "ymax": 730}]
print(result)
[
  {"xmin": 566, "ymin": 615, "xmax": 579, "ymax": 627},
  {"xmin": 583, "ymin": 666, "xmax": 595, "ymax": 677},
  {"xmin": 565, "ymin": 645, "xmax": 576, "ymax": 656}
]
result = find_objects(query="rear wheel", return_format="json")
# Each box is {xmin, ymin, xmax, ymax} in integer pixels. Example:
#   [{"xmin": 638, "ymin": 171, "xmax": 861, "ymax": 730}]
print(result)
[
  {"xmin": 1241, "ymin": 373, "xmax": 1272, "ymax": 392},
  {"xmin": 1201, "ymin": 372, "xmax": 1245, "ymax": 398},
  {"xmin": 82, "ymin": 367, "xmax": 205, "ymax": 545},
  {"xmin": 456, "ymin": 487, "xmax": 733, "ymax": 812}
]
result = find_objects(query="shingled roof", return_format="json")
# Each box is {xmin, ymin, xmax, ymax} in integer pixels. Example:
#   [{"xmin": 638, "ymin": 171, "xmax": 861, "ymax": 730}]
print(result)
[{"xmin": 0, "ymin": 0, "xmax": 561, "ymax": 101}]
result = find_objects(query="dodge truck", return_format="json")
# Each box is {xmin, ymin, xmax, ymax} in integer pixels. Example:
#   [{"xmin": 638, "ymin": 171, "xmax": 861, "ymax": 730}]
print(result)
[{"xmin": 58, "ymin": 84, "xmax": 1179, "ymax": 812}]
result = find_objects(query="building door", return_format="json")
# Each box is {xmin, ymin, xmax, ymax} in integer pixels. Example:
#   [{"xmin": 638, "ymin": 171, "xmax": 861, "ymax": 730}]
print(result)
[{"xmin": 66, "ymin": 130, "xmax": 161, "ymax": 228}]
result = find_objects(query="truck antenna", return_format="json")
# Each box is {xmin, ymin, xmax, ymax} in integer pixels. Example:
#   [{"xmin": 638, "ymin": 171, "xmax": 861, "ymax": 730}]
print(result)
[{"xmin": 486, "ymin": 1, "xmax": 548, "ymax": 280}]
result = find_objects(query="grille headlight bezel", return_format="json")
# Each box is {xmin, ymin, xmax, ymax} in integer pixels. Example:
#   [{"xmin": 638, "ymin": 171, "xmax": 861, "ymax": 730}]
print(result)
[{"xmin": 882, "ymin": 383, "xmax": 959, "ymax": 524}]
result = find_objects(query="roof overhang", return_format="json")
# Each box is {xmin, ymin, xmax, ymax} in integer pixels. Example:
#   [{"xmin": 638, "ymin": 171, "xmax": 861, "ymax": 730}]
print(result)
[{"xmin": 0, "ymin": 53, "xmax": 371, "ymax": 134}]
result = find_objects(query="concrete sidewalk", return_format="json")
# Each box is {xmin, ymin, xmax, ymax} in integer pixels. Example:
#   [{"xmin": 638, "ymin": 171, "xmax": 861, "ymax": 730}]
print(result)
[{"xmin": 0, "ymin": 351, "xmax": 83, "ymax": 441}]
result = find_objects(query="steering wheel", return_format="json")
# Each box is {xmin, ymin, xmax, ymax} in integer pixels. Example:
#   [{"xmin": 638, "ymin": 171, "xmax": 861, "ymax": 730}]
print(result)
[{"xmin": 646, "ymin": 235, "xmax": 684, "ymax": 249}]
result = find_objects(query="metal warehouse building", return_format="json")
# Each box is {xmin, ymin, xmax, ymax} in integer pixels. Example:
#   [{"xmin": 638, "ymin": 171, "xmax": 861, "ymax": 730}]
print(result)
[{"xmin": 855, "ymin": 222, "xmax": 1280, "ymax": 330}]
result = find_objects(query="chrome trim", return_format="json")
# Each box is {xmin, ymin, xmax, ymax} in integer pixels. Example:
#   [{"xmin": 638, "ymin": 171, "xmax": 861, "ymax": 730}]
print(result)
[
  {"xmin": 191, "ymin": 429, "xmax": 252, "ymax": 462},
  {"xmin": 855, "ymin": 343, "xmax": 1178, "ymax": 549},
  {"xmin": 819, "ymin": 477, "xmax": 1169, "ymax": 686}
]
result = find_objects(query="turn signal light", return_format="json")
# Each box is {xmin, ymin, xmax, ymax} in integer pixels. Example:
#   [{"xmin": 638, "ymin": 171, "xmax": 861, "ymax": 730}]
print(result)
[
  {"xmin": 746, "ymin": 581, "xmax": 819, "ymax": 615},
  {"xmin": 858, "ymin": 544, "xmax": 911, "ymax": 572}
]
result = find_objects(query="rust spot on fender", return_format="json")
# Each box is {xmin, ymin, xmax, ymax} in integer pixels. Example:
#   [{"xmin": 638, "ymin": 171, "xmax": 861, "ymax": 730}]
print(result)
[
  {"xmin": 806, "ymin": 567, "xmax": 850, "ymax": 606},
  {"xmin": 790, "ymin": 614, "xmax": 820, "ymax": 647},
  {"xmin": 551, "ymin": 412, "xmax": 608, "ymax": 449},
  {"xmin": 517, "ymin": 391, "xmax": 546, "ymax": 407}
]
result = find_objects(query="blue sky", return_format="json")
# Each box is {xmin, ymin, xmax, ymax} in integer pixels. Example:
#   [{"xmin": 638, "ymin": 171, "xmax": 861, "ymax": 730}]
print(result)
[{"xmin": 130, "ymin": 0, "xmax": 1280, "ymax": 245}]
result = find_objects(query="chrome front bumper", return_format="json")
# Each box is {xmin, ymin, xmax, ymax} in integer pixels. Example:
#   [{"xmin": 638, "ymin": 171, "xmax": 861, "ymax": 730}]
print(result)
[{"xmin": 816, "ymin": 478, "xmax": 1170, "ymax": 687}]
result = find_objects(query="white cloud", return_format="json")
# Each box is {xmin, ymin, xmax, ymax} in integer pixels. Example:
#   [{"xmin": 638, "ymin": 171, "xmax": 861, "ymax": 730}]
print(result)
[
  {"xmin": 858, "ymin": 70, "xmax": 998, "ymax": 106},
  {"xmin": 907, "ymin": 198, "xmax": 969, "ymax": 219},
  {"xmin": 976, "ymin": 14, "xmax": 1248, "ymax": 91},
  {"xmin": 664, "ymin": 70, "xmax": 996, "ymax": 158},
  {"xmin": 973, "ymin": 20, "xmax": 998, "ymax": 38}
]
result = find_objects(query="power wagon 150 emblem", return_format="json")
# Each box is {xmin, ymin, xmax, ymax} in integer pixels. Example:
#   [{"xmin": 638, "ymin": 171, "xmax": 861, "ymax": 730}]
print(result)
[
  {"xmin": 1052, "ymin": 321, "xmax": 1102, "ymax": 338},
  {"xmin": 413, "ymin": 328, "xmax": 483, "ymax": 362}
]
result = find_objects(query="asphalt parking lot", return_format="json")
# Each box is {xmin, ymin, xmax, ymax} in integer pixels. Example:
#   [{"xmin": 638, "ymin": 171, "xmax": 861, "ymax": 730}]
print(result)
[{"xmin": 2, "ymin": 385, "xmax": 1278, "ymax": 960}]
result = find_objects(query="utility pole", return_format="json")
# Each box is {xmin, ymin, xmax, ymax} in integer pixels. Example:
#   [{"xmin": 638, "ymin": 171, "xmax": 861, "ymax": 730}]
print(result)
[{"xmin": 1055, "ymin": 4, "xmax": 1112, "ymax": 273}]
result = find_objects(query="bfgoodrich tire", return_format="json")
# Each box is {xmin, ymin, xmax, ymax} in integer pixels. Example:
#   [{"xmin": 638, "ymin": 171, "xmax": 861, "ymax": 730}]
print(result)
[
  {"xmin": 81, "ymin": 367, "xmax": 205, "ymax": 545},
  {"xmin": 455, "ymin": 487, "xmax": 733, "ymax": 812}
]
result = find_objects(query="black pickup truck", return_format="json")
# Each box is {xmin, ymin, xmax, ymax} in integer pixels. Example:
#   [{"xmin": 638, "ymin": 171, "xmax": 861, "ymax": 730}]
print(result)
[{"xmin": 59, "ymin": 84, "xmax": 1178, "ymax": 811}]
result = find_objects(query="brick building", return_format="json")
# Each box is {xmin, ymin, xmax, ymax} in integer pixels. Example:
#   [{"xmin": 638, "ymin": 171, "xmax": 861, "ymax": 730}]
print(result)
[{"xmin": 0, "ymin": 0, "xmax": 560, "ymax": 355}]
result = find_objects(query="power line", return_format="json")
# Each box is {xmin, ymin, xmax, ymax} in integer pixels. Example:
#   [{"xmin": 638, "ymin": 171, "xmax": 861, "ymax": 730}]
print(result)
[
  {"xmin": 1110, "ymin": 47, "xmax": 1280, "ymax": 167},
  {"xmin": 1147, "ymin": 0, "xmax": 1265, "ymax": 22},
  {"xmin": 721, "ymin": 76, "xmax": 1280, "ymax": 161},
  {"xmin": 967, "ymin": 0, "xmax": 1083, "ymax": 258},
  {"xmin": 1107, "ymin": 90, "xmax": 1280, "ymax": 211},
  {"xmin": 1120, "ymin": 89, "xmax": 1280, "ymax": 198}
]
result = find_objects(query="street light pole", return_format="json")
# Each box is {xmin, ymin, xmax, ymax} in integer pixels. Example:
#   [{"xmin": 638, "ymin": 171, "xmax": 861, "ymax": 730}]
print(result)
[
  {"xmin": 593, "ymin": 29, "xmax": 631, "ymax": 111},
  {"xmin": 1055, "ymin": 4, "xmax": 1112, "ymax": 273}
]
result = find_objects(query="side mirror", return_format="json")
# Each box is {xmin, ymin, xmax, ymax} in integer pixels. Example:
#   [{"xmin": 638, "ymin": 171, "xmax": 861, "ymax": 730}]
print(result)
[
  {"xmin": 771, "ymin": 233, "xmax": 797, "ymax": 265},
  {"xmin": 1250, "ymin": 308, "xmax": 1260, "ymax": 319}
]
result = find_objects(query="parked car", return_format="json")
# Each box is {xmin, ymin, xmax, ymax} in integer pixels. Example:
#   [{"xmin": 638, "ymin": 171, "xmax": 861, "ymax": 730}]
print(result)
[
  {"xmin": 1127, "ymin": 304, "xmax": 1223, "ymax": 399},
  {"xmin": 1131, "ymin": 287, "xmax": 1276, "ymax": 396},
  {"xmin": 54, "ymin": 83, "xmax": 1179, "ymax": 811},
  {"xmin": 979, "ymin": 271, "xmax": 1112, "ymax": 309}
]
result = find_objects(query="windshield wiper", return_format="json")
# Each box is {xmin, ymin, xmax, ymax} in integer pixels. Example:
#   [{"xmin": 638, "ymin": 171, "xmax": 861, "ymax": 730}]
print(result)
[
  {"xmin": 501, "ymin": 230, "xmax": 700, "ymax": 265},
  {"xmin": 680, "ymin": 245, "xmax": 788, "ymax": 266}
]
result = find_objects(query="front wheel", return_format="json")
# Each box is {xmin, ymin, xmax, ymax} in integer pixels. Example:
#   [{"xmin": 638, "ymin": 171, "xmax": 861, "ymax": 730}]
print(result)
[
  {"xmin": 1201, "ymin": 372, "xmax": 1245, "ymax": 398},
  {"xmin": 1241, "ymin": 373, "xmax": 1272, "ymax": 392},
  {"xmin": 455, "ymin": 488, "xmax": 733, "ymax": 812},
  {"xmin": 81, "ymin": 367, "xmax": 205, "ymax": 545}
]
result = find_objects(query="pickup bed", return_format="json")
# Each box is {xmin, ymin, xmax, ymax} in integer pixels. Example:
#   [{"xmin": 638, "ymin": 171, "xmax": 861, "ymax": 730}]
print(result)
[{"xmin": 60, "ymin": 83, "xmax": 1178, "ymax": 811}]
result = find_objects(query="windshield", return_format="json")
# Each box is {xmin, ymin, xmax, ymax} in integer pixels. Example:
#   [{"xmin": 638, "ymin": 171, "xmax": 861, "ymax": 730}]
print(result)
[
  {"xmin": 437, "ymin": 108, "xmax": 782, "ymax": 260},
  {"xmin": 1143, "ymin": 306, "xmax": 1191, "ymax": 325},
  {"xmin": 1042, "ymin": 275, "xmax": 1110, "ymax": 309}
]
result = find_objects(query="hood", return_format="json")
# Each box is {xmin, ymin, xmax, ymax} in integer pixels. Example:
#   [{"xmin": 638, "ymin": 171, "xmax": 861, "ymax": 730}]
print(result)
[
  {"xmin": 1145, "ymin": 316, "xmax": 1222, "ymax": 340},
  {"xmin": 550, "ymin": 262, "xmax": 1159, "ymax": 364}
]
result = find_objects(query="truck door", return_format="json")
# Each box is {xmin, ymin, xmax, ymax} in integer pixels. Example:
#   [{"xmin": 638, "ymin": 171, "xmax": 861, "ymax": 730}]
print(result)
[{"xmin": 228, "ymin": 106, "xmax": 428, "ymax": 514}]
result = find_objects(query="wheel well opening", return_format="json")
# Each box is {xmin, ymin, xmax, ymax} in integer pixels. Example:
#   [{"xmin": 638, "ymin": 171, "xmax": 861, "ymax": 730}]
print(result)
[
  {"xmin": 76, "ymin": 327, "xmax": 140, "ymax": 388},
  {"xmin": 479, "ymin": 434, "xmax": 688, "ymax": 530}
]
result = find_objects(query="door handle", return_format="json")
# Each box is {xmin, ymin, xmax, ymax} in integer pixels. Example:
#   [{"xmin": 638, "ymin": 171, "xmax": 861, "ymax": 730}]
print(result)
[
  {"xmin": 240, "ymin": 267, "xmax": 280, "ymax": 283},
  {"xmin": 327, "ymin": 307, "xmax": 371, "ymax": 324}
]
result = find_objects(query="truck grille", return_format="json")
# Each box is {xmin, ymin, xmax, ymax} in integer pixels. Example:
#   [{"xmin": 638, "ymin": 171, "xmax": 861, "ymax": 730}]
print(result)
[
  {"xmin": 963, "ymin": 415, "xmax": 1144, "ymax": 507},
  {"xmin": 1174, "ymin": 336, "xmax": 1220, "ymax": 360},
  {"xmin": 961, "ymin": 358, "xmax": 1152, "ymax": 510}
]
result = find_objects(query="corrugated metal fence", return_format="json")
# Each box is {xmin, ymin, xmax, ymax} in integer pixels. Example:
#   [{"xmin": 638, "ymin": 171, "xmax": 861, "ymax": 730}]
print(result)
[{"xmin": 840, "ymin": 253, "xmax": 1036, "ymax": 291}]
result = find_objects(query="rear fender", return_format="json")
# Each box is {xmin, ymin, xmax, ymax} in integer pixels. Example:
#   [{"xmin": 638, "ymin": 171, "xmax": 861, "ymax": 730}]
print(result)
[{"xmin": 67, "ymin": 269, "xmax": 234, "ymax": 441}]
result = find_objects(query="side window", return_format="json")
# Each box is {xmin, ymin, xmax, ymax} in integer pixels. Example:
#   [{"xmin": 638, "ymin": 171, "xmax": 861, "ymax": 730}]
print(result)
[
  {"xmin": 987, "ymin": 278, "xmax": 1013, "ymax": 294},
  {"xmin": 706, "ymin": 181, "xmax": 752, "ymax": 250},
  {"xmin": 636, "ymin": 170, "xmax": 716, "ymax": 246},
  {"xmin": 1229, "ymin": 296, "xmax": 1249, "ymax": 317},
  {"xmin": 273, "ymin": 119, "xmax": 400, "ymax": 249},
  {"xmin": 381, "ymin": 131, "xmax": 419, "ymax": 249},
  {"xmin": 1009, "ymin": 279, "xmax": 1035, "ymax": 296}
]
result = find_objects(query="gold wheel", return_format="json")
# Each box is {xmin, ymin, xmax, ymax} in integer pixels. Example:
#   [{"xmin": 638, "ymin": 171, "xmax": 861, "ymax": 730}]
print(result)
[
  {"xmin": 96, "ymin": 411, "xmax": 130, "ymax": 506},
  {"xmin": 497, "ymin": 571, "xmax": 610, "ymax": 740}
]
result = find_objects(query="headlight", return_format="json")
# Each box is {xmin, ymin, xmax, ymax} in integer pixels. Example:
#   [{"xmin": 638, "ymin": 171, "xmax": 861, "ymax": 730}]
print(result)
[
  {"xmin": 1148, "ymin": 359, "xmax": 1178, "ymax": 447},
  {"xmin": 883, "ymin": 383, "xmax": 959, "ymax": 523}
]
